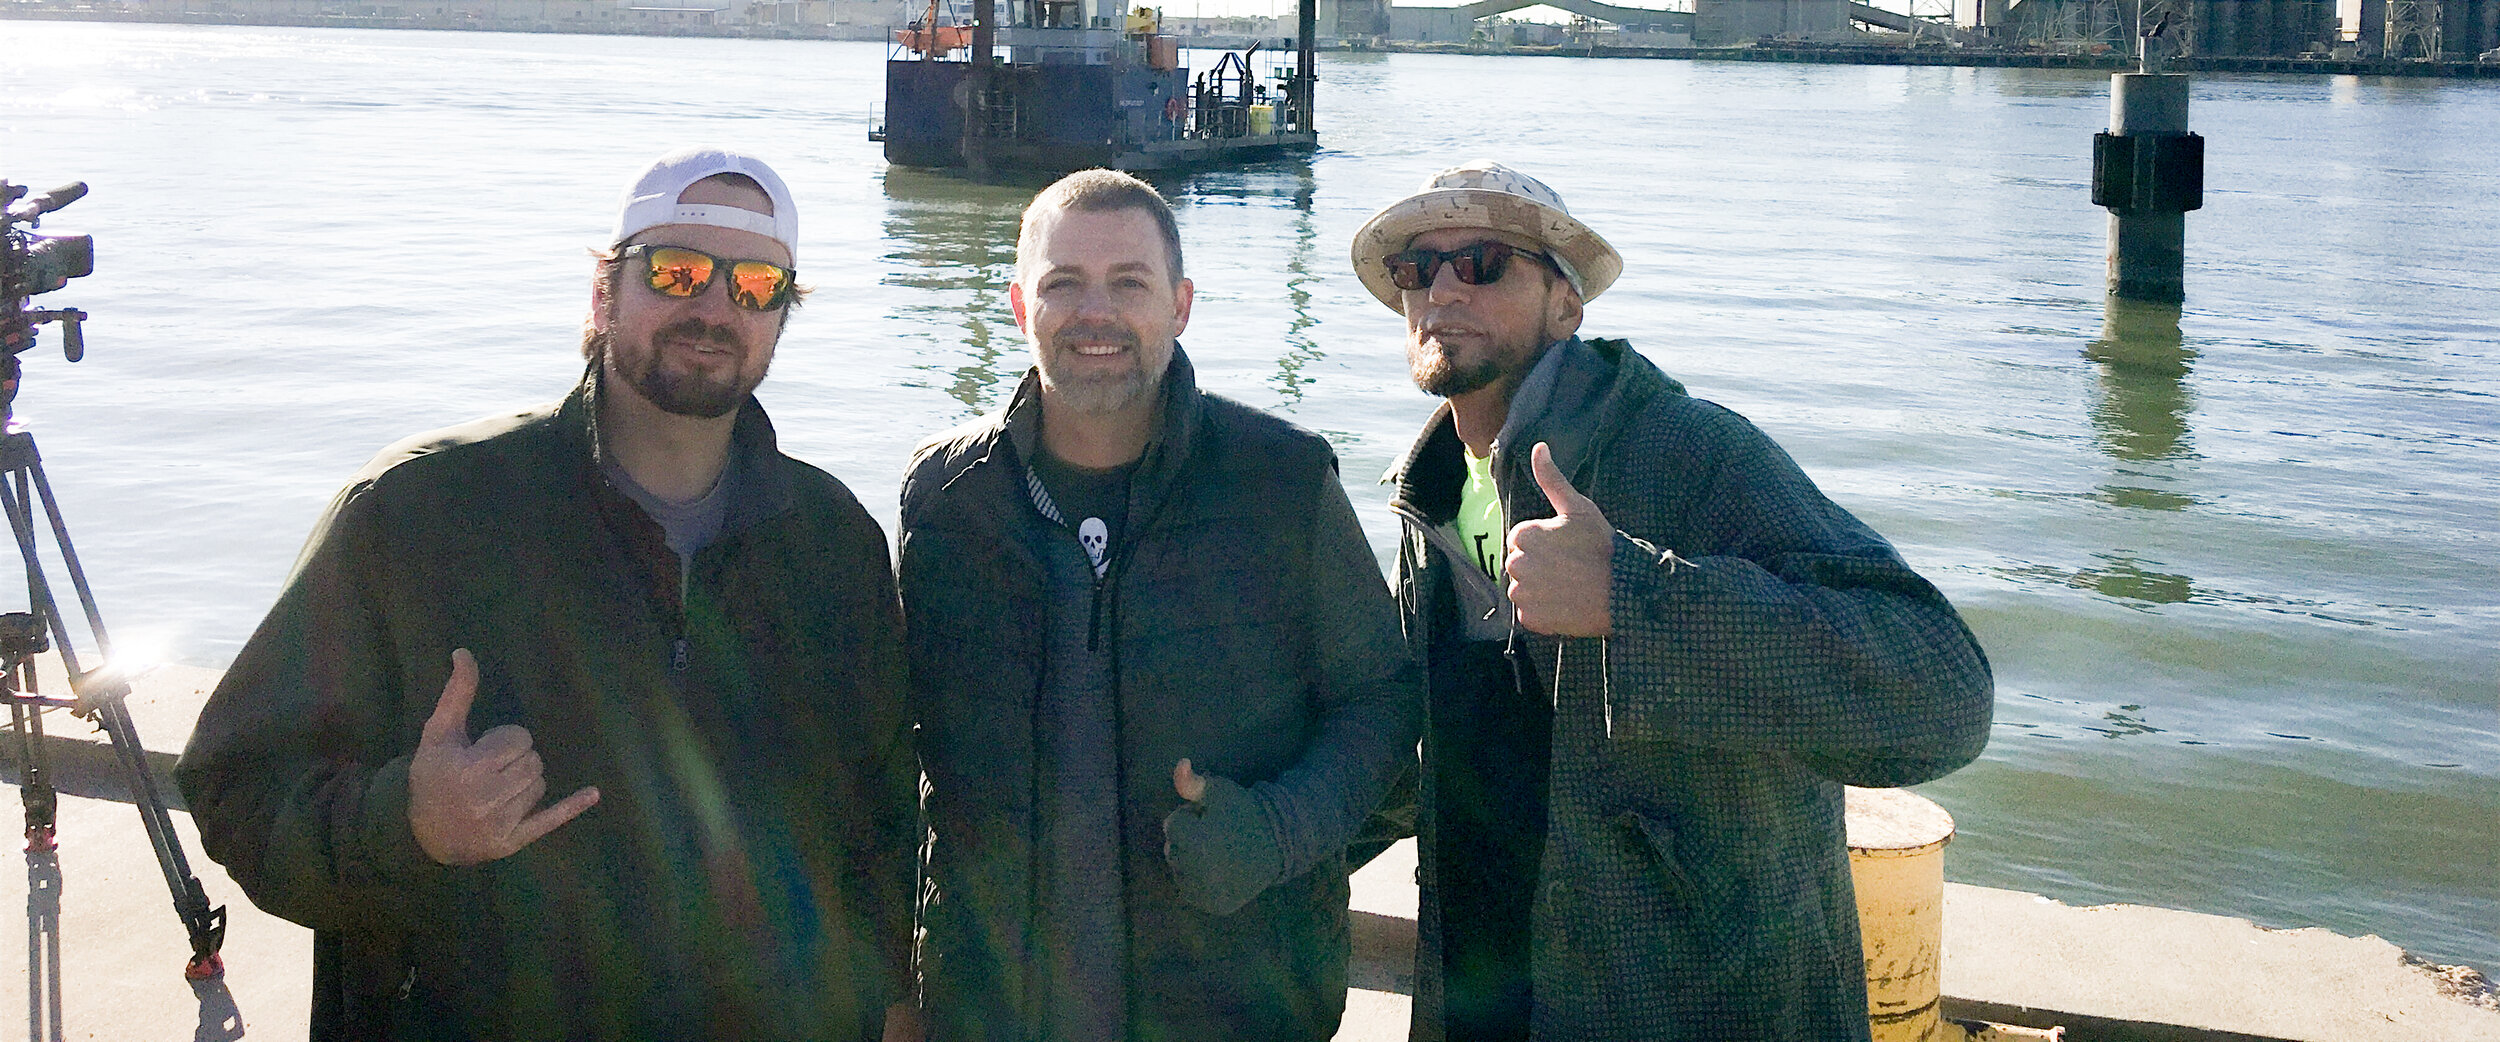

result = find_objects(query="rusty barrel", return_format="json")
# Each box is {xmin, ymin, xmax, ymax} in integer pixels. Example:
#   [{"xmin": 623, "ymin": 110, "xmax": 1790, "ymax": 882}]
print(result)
[{"xmin": 1847, "ymin": 786, "xmax": 1956, "ymax": 1042}]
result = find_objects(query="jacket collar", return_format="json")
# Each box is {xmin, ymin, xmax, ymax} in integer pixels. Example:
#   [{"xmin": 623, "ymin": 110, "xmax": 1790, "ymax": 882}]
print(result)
[
  {"xmin": 996, "ymin": 342, "xmax": 1204, "ymax": 493},
  {"xmin": 562, "ymin": 356, "xmax": 793, "ymax": 530},
  {"xmin": 1385, "ymin": 336, "xmax": 1678, "ymax": 510},
  {"xmin": 1383, "ymin": 400, "xmax": 1466, "ymax": 523},
  {"xmin": 1494, "ymin": 335, "xmax": 1670, "ymax": 489}
]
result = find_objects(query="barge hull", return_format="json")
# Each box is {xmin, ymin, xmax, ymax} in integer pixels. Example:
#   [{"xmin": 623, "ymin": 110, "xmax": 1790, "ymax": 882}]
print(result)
[{"xmin": 883, "ymin": 59, "xmax": 1315, "ymax": 173}]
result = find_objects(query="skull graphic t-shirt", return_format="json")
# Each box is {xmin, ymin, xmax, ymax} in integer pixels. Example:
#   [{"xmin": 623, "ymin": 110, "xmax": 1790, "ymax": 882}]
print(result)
[
  {"xmin": 1030, "ymin": 447, "xmax": 1135, "ymax": 579},
  {"xmin": 1022, "ymin": 444, "xmax": 1139, "ymax": 1040}
]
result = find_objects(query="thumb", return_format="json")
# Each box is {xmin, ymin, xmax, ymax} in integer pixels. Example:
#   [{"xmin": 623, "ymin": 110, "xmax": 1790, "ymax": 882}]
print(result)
[
  {"xmin": 1173, "ymin": 759, "xmax": 1206, "ymax": 803},
  {"xmin": 1530, "ymin": 442, "xmax": 1596, "ymax": 518},
  {"xmin": 420, "ymin": 648, "xmax": 478, "ymax": 749}
]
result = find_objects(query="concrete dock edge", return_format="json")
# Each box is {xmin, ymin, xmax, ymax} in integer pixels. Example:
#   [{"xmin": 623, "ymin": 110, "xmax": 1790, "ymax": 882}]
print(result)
[{"xmin": 5, "ymin": 666, "xmax": 2495, "ymax": 1041}]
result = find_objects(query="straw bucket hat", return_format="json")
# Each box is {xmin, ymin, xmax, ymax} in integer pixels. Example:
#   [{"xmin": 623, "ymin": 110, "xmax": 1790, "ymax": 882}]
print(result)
[{"xmin": 1350, "ymin": 160, "xmax": 1621, "ymax": 313}]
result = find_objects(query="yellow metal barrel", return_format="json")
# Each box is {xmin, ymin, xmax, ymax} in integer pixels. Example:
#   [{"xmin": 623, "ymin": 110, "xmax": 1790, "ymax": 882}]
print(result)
[{"xmin": 1847, "ymin": 786, "xmax": 1956, "ymax": 1042}]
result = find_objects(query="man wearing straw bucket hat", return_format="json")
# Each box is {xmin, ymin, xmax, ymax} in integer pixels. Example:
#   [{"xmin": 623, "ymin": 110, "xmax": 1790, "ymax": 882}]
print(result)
[{"xmin": 1353, "ymin": 160, "xmax": 1994, "ymax": 1041}]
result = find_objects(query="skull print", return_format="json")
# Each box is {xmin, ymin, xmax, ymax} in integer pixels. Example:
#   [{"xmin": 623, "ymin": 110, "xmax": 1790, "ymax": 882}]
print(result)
[{"xmin": 1079, "ymin": 517, "xmax": 1109, "ymax": 576}]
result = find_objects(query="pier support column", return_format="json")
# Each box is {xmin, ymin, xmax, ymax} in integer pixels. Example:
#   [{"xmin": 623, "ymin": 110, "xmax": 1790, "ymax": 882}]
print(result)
[{"xmin": 2096, "ymin": 73, "xmax": 2202, "ymax": 304}]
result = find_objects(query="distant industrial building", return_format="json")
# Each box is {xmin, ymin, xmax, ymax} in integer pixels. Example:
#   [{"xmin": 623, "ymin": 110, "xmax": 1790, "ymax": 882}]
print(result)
[
  {"xmin": 15, "ymin": 0, "xmax": 2495, "ymax": 57},
  {"xmin": 39, "ymin": 0, "xmax": 906, "ymax": 34},
  {"xmin": 1383, "ymin": 0, "xmax": 1699, "ymax": 42},
  {"xmin": 1356, "ymin": 0, "xmax": 2494, "ymax": 57}
]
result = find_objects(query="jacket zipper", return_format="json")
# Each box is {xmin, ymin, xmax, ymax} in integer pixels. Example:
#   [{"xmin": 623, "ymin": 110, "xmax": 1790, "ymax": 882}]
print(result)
[
  {"xmin": 1086, "ymin": 540, "xmax": 1135, "ymax": 653},
  {"xmin": 1390, "ymin": 500, "xmax": 1512, "ymax": 629},
  {"xmin": 596, "ymin": 463, "xmax": 693, "ymax": 678},
  {"xmin": 673, "ymin": 555, "xmax": 692, "ymax": 673},
  {"xmin": 1087, "ymin": 570, "xmax": 1108, "ymax": 652}
]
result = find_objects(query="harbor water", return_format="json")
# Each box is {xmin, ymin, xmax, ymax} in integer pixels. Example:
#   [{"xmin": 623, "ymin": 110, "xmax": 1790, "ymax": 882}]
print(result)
[{"xmin": 3, "ymin": 21, "xmax": 2494, "ymax": 974}]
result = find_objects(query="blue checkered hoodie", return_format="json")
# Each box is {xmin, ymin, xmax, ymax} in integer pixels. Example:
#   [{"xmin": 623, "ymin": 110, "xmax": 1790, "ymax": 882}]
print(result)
[{"xmin": 1385, "ymin": 336, "xmax": 1994, "ymax": 1042}]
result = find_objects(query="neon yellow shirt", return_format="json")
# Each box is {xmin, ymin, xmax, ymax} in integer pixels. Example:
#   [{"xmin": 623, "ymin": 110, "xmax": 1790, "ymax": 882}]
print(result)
[{"xmin": 1452, "ymin": 448, "xmax": 1505, "ymax": 582}]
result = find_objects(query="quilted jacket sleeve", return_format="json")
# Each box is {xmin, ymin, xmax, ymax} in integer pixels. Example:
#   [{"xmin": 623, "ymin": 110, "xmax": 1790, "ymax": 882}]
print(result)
[
  {"xmin": 1245, "ymin": 460, "xmax": 1426, "ymax": 879},
  {"xmin": 1594, "ymin": 409, "xmax": 1994, "ymax": 789}
]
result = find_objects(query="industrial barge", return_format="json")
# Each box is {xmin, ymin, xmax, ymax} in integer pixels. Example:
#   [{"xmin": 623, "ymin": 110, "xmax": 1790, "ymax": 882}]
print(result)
[{"xmin": 877, "ymin": 0, "xmax": 1318, "ymax": 173}]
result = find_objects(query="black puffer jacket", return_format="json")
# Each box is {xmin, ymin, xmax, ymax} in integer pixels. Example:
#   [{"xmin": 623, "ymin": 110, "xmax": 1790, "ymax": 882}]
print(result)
[
  {"xmin": 899, "ymin": 348, "xmax": 1421, "ymax": 1042},
  {"xmin": 177, "ymin": 366, "xmax": 914, "ymax": 1041}
]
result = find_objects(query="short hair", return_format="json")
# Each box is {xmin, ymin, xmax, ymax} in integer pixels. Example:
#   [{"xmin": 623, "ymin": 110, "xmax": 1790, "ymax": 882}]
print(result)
[
  {"xmin": 1016, "ymin": 169, "xmax": 1185, "ymax": 287},
  {"xmin": 704, "ymin": 171, "xmax": 767, "ymax": 197}
]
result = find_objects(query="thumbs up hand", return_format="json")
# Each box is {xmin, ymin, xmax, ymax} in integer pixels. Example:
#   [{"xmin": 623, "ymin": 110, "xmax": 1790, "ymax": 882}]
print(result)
[
  {"xmin": 1506, "ymin": 442, "xmax": 1615, "ymax": 637},
  {"xmin": 1173, "ymin": 759, "xmax": 1208, "ymax": 802},
  {"xmin": 407, "ymin": 649, "xmax": 600, "ymax": 866}
]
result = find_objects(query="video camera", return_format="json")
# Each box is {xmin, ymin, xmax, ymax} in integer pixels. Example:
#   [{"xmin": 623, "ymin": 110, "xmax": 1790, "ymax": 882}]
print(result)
[{"xmin": 2, "ymin": 179, "xmax": 96, "ymax": 415}]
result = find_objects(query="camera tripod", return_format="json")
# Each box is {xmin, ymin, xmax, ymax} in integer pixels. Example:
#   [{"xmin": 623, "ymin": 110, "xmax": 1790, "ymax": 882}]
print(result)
[{"xmin": 1, "ymin": 356, "xmax": 226, "ymax": 981}]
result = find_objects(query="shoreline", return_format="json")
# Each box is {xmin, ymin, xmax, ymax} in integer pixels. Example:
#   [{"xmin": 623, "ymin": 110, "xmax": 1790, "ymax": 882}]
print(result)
[{"xmin": 9, "ymin": 9, "xmax": 2500, "ymax": 77}]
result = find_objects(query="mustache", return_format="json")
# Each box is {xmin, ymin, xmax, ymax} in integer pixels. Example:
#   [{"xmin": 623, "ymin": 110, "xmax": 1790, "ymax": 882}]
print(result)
[
  {"xmin": 656, "ymin": 317, "xmax": 743, "ymax": 348},
  {"xmin": 1050, "ymin": 323, "xmax": 1141, "ymax": 351}
]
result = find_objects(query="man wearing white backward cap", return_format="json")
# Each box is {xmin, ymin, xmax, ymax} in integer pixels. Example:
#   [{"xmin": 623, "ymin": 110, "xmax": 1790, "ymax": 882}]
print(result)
[
  {"xmin": 1355, "ymin": 160, "xmax": 1994, "ymax": 1041},
  {"xmin": 179, "ymin": 147, "xmax": 915, "ymax": 1040}
]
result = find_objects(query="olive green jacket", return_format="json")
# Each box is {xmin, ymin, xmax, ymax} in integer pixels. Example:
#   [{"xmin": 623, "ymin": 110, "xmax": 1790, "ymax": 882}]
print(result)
[{"xmin": 176, "ymin": 367, "xmax": 914, "ymax": 1041}]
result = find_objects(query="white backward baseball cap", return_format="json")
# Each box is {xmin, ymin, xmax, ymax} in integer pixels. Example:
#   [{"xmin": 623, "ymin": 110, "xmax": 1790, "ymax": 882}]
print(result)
[
  {"xmin": 1350, "ymin": 159, "xmax": 1621, "ymax": 313},
  {"xmin": 611, "ymin": 147, "xmax": 799, "ymax": 260}
]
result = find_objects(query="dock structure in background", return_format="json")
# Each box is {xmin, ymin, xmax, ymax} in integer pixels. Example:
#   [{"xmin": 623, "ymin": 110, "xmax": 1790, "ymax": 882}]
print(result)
[
  {"xmin": 1995, "ymin": 0, "xmax": 2340, "ymax": 57},
  {"xmin": 2381, "ymin": 0, "xmax": 2443, "ymax": 56}
]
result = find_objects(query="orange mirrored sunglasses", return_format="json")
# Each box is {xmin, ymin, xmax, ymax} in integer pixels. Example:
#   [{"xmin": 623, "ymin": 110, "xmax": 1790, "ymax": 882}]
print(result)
[{"xmin": 623, "ymin": 244, "xmax": 795, "ymax": 312}]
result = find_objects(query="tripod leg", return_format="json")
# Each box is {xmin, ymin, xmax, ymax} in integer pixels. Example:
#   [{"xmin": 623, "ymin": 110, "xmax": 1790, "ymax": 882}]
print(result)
[
  {"xmin": 10, "ymin": 692, "xmax": 57, "ymax": 853},
  {"xmin": 1, "ymin": 442, "xmax": 227, "ymax": 978},
  {"xmin": 28, "ymin": 830, "xmax": 64, "ymax": 1042},
  {"xmin": 87, "ymin": 682, "xmax": 226, "ymax": 979}
]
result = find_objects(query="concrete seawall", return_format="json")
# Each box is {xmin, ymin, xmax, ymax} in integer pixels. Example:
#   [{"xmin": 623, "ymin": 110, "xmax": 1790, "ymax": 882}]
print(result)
[{"xmin": 5, "ymin": 665, "xmax": 2495, "ymax": 1041}]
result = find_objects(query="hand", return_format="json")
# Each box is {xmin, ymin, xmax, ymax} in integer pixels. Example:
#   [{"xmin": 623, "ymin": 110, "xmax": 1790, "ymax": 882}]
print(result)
[
  {"xmin": 1173, "ymin": 758, "xmax": 1206, "ymax": 803},
  {"xmin": 1161, "ymin": 758, "xmax": 1284, "ymax": 916},
  {"xmin": 407, "ymin": 649, "xmax": 600, "ymax": 866},
  {"xmin": 1506, "ymin": 442, "xmax": 1614, "ymax": 637}
]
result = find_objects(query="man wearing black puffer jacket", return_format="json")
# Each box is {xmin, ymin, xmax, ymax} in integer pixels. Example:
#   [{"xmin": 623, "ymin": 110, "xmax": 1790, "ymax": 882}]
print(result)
[{"xmin": 899, "ymin": 170, "xmax": 1421, "ymax": 1042}]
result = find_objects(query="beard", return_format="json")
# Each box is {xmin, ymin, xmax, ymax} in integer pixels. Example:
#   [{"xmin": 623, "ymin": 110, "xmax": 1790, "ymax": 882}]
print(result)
[
  {"xmin": 1407, "ymin": 339, "xmax": 1509, "ymax": 398},
  {"xmin": 1037, "ymin": 321, "xmax": 1167, "ymax": 416},
  {"xmin": 1406, "ymin": 305, "xmax": 1560, "ymax": 400},
  {"xmin": 598, "ymin": 317, "xmax": 764, "ymax": 419}
]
